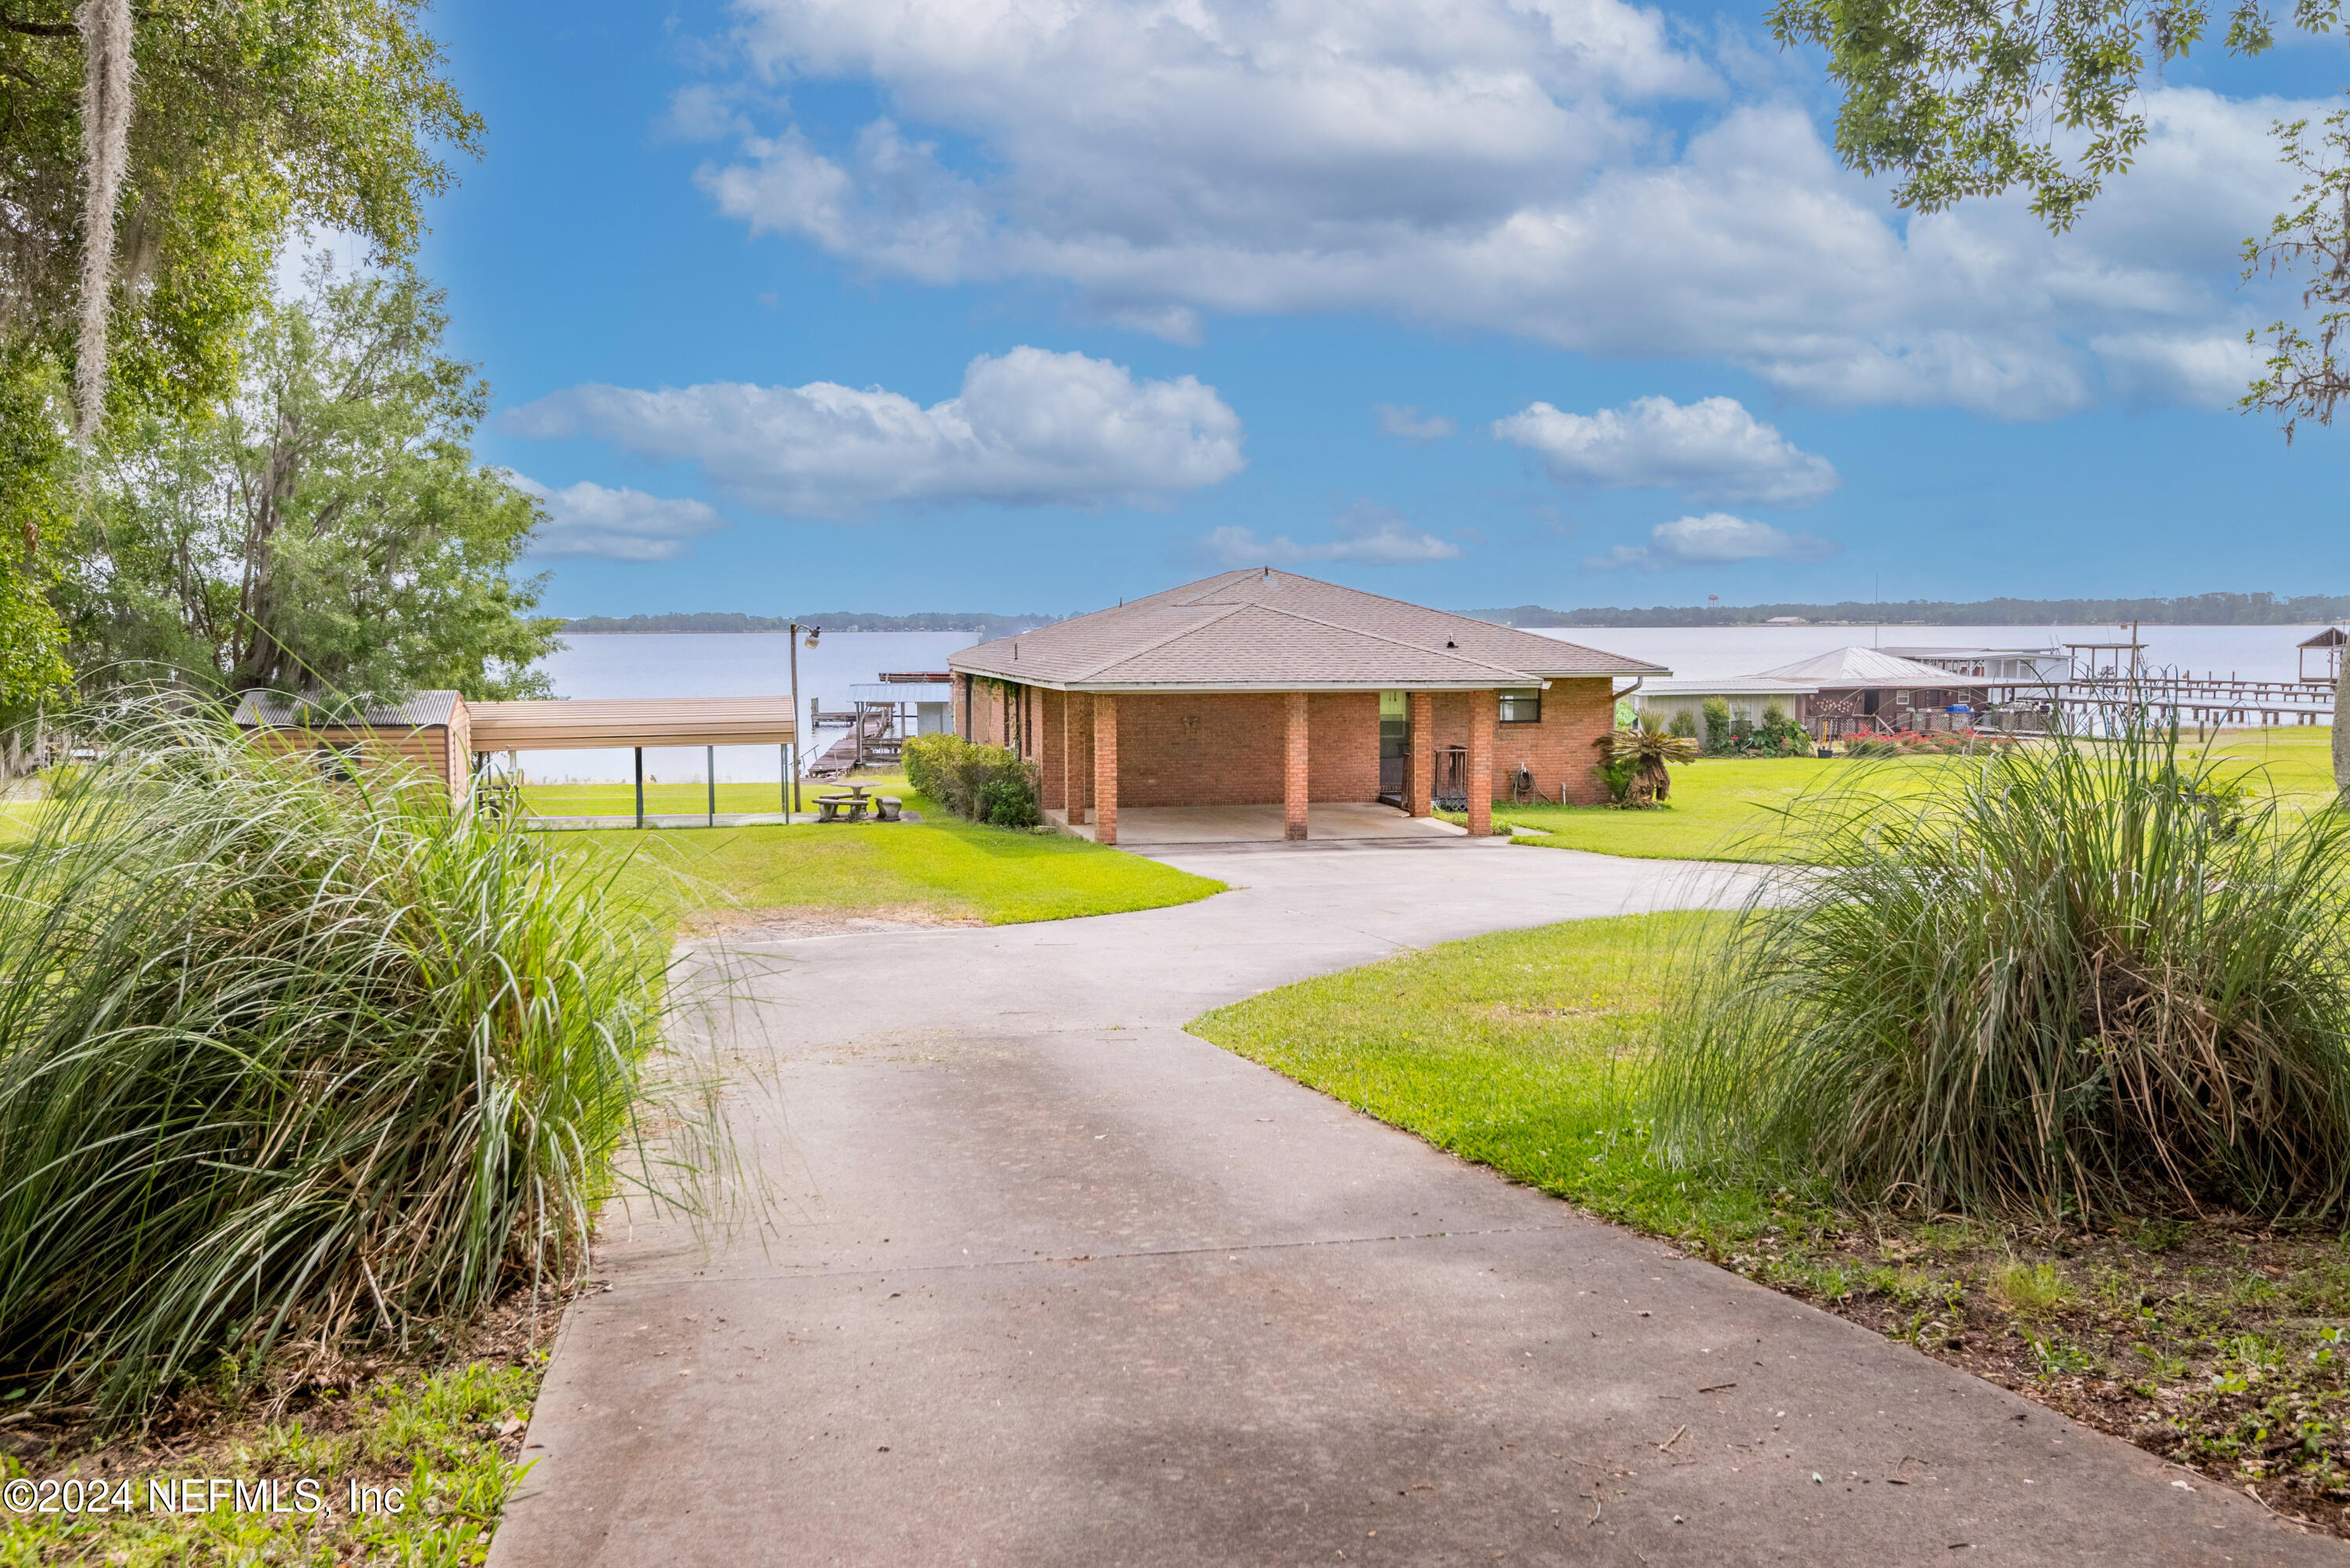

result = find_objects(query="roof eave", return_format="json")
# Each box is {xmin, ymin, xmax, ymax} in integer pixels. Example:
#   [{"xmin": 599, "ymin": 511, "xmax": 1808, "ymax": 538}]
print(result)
[{"xmin": 946, "ymin": 663, "xmax": 1668, "ymax": 688}]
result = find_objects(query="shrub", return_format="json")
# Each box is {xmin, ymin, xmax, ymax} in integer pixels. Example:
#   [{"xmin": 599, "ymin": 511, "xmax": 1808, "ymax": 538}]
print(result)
[
  {"xmin": 0, "ymin": 703, "xmax": 704, "ymax": 1424},
  {"xmin": 978, "ymin": 774, "xmax": 1043, "ymax": 827},
  {"xmin": 1701, "ymin": 696, "xmax": 1733, "ymax": 755},
  {"xmin": 1650, "ymin": 724, "xmax": 2350, "ymax": 1222},
  {"xmin": 1668, "ymin": 709, "xmax": 1697, "ymax": 740},
  {"xmin": 1593, "ymin": 752, "xmax": 1640, "ymax": 806},
  {"xmin": 1592, "ymin": 723, "xmax": 1698, "ymax": 807},
  {"xmin": 901, "ymin": 732, "xmax": 1042, "ymax": 826}
]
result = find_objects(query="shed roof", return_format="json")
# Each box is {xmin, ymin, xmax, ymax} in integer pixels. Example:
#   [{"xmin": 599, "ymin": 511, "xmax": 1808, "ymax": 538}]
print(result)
[
  {"xmin": 1752, "ymin": 646, "xmax": 1993, "ymax": 688},
  {"xmin": 232, "ymin": 690, "xmax": 463, "ymax": 729},
  {"xmin": 2301, "ymin": 627, "xmax": 2348, "ymax": 649},
  {"xmin": 949, "ymin": 569, "xmax": 1667, "ymax": 692}
]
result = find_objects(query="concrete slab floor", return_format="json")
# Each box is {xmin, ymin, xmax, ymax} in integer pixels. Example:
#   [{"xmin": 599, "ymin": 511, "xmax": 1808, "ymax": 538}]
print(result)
[
  {"xmin": 490, "ymin": 845, "xmax": 2340, "ymax": 1567},
  {"xmin": 1049, "ymin": 800, "xmax": 1466, "ymax": 845}
]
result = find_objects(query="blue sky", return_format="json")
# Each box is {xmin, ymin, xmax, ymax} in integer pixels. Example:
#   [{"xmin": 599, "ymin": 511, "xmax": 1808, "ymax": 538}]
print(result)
[{"xmin": 416, "ymin": 0, "xmax": 2350, "ymax": 618}]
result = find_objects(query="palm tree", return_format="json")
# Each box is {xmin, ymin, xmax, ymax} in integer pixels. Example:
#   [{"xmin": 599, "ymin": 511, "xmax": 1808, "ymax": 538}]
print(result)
[{"xmin": 1592, "ymin": 721, "xmax": 1699, "ymax": 807}]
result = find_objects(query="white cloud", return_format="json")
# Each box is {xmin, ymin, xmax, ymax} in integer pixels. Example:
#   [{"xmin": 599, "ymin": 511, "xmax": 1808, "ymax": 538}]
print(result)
[
  {"xmin": 508, "ymin": 475, "xmax": 729, "ymax": 562},
  {"xmin": 505, "ymin": 346, "xmax": 1245, "ymax": 515},
  {"xmin": 1376, "ymin": 403, "xmax": 1457, "ymax": 443},
  {"xmin": 1493, "ymin": 394, "xmax": 1838, "ymax": 507},
  {"xmin": 1583, "ymin": 511, "xmax": 1838, "ymax": 571},
  {"xmin": 1206, "ymin": 502, "xmax": 1461, "ymax": 565},
  {"xmin": 689, "ymin": 0, "xmax": 2314, "ymax": 414}
]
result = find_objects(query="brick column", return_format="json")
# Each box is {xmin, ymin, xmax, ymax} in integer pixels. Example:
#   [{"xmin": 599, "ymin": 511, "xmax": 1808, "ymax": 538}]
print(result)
[
  {"xmin": 1093, "ymin": 693, "xmax": 1119, "ymax": 845},
  {"xmin": 1284, "ymin": 690, "xmax": 1310, "ymax": 840},
  {"xmin": 1466, "ymin": 688, "xmax": 1495, "ymax": 836},
  {"xmin": 1065, "ymin": 691, "xmax": 1091, "ymax": 824},
  {"xmin": 1407, "ymin": 690, "xmax": 1433, "ymax": 818}
]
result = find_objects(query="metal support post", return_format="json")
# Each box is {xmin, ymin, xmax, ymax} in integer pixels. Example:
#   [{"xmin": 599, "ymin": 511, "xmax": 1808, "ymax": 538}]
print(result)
[{"xmin": 634, "ymin": 747, "xmax": 644, "ymax": 829}]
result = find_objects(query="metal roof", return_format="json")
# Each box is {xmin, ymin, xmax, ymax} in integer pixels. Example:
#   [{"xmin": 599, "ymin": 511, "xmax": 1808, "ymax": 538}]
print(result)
[
  {"xmin": 850, "ymin": 682, "xmax": 953, "ymax": 702},
  {"xmin": 468, "ymin": 697, "xmax": 797, "ymax": 751},
  {"xmin": 1751, "ymin": 646, "xmax": 1992, "ymax": 688},
  {"xmin": 1640, "ymin": 677, "xmax": 1822, "ymax": 697},
  {"xmin": 949, "ymin": 569, "xmax": 1668, "ymax": 692},
  {"xmin": 232, "ymin": 690, "xmax": 463, "ymax": 728}
]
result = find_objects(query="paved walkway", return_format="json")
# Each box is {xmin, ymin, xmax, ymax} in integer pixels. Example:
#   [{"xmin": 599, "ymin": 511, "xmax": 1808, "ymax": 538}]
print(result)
[
  {"xmin": 1048, "ymin": 800, "xmax": 1466, "ymax": 845},
  {"xmin": 493, "ymin": 842, "xmax": 2339, "ymax": 1566}
]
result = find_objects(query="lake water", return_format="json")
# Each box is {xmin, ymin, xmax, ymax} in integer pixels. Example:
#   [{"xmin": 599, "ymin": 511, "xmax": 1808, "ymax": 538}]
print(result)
[
  {"xmin": 1533, "ymin": 623, "xmax": 2337, "ymax": 686},
  {"xmin": 526, "ymin": 630, "xmax": 978, "ymax": 784},
  {"xmin": 527, "ymin": 621, "xmax": 2339, "ymax": 782}
]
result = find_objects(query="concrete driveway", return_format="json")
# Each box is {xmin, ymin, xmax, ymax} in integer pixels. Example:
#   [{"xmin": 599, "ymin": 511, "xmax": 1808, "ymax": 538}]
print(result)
[{"xmin": 492, "ymin": 841, "xmax": 2337, "ymax": 1567}]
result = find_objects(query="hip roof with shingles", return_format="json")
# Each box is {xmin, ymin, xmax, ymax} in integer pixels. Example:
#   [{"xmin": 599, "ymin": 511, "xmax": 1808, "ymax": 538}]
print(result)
[{"xmin": 949, "ymin": 569, "xmax": 1668, "ymax": 690}]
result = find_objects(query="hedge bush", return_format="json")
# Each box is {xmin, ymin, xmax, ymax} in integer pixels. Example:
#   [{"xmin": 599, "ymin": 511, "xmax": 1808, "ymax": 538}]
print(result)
[{"xmin": 902, "ymin": 732, "xmax": 1044, "ymax": 827}]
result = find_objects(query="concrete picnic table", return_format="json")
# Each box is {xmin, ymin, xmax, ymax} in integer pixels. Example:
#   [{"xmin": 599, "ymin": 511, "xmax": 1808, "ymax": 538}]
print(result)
[
  {"xmin": 815, "ymin": 785, "xmax": 902, "ymax": 822},
  {"xmin": 815, "ymin": 786, "xmax": 872, "ymax": 822}
]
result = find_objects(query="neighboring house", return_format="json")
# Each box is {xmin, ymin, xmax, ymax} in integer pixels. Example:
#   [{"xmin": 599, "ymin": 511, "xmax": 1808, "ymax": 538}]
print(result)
[
  {"xmin": 946, "ymin": 569, "xmax": 1667, "ymax": 843},
  {"xmin": 1635, "ymin": 677, "xmax": 1819, "ymax": 734},
  {"xmin": 1751, "ymin": 647, "xmax": 1994, "ymax": 736}
]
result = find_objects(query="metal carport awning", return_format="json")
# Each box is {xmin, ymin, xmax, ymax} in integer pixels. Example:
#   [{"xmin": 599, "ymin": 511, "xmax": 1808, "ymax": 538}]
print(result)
[{"xmin": 466, "ymin": 696, "xmax": 796, "ymax": 751}]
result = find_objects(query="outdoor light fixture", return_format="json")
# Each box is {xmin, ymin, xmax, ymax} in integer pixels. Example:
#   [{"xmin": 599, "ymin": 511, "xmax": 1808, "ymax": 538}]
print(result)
[{"xmin": 788, "ymin": 623, "xmax": 823, "ymax": 815}]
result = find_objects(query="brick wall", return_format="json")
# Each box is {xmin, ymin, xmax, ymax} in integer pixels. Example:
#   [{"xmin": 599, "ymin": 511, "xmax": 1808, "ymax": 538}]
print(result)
[
  {"xmin": 1425, "ymin": 677, "xmax": 1617, "ymax": 806},
  {"xmin": 1109, "ymin": 691, "xmax": 1383, "ymax": 807},
  {"xmin": 949, "ymin": 681, "xmax": 1603, "ymax": 807},
  {"xmin": 1305, "ymin": 692, "xmax": 1379, "ymax": 802}
]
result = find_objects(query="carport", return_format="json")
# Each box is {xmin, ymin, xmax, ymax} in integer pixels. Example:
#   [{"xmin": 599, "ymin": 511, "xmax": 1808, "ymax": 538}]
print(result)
[{"xmin": 237, "ymin": 691, "xmax": 801, "ymax": 827}]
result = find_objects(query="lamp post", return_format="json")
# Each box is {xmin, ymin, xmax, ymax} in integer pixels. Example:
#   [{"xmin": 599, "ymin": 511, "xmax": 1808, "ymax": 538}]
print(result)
[{"xmin": 789, "ymin": 623, "xmax": 821, "ymax": 815}]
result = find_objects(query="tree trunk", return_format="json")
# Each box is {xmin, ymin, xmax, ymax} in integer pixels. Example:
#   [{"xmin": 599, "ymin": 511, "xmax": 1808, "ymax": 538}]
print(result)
[
  {"xmin": 74, "ymin": 0, "xmax": 135, "ymax": 442},
  {"xmin": 2334, "ymin": 656, "xmax": 2350, "ymax": 797}
]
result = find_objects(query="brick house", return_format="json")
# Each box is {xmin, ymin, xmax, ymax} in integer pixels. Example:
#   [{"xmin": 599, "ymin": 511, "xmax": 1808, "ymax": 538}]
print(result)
[{"xmin": 947, "ymin": 569, "xmax": 1667, "ymax": 844}]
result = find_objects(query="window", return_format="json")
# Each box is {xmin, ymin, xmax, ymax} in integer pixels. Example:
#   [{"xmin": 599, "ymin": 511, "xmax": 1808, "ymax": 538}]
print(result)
[
  {"xmin": 1892, "ymin": 690, "xmax": 1911, "ymax": 706},
  {"xmin": 316, "ymin": 741, "xmax": 360, "ymax": 782},
  {"xmin": 1497, "ymin": 688, "xmax": 1542, "ymax": 724}
]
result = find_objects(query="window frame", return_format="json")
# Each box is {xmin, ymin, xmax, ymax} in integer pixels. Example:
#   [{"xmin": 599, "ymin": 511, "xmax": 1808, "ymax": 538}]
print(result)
[{"xmin": 1496, "ymin": 687, "xmax": 1543, "ymax": 725}]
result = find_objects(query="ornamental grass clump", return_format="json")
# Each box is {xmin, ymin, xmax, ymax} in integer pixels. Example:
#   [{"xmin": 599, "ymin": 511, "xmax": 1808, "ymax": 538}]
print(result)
[
  {"xmin": 0, "ymin": 702, "xmax": 703, "ymax": 1425},
  {"xmin": 1650, "ymin": 723, "xmax": 2350, "ymax": 1222}
]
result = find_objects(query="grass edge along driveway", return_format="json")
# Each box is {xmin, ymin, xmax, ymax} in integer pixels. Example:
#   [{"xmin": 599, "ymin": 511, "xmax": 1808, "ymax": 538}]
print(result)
[
  {"xmin": 548, "ymin": 777, "xmax": 1226, "ymax": 929},
  {"xmin": 1191, "ymin": 909, "xmax": 2350, "ymax": 1537}
]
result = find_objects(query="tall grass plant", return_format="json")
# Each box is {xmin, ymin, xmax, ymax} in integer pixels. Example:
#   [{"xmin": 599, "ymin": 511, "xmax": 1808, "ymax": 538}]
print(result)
[
  {"xmin": 0, "ymin": 701, "xmax": 712, "ymax": 1424},
  {"xmin": 1650, "ymin": 724, "xmax": 2350, "ymax": 1221}
]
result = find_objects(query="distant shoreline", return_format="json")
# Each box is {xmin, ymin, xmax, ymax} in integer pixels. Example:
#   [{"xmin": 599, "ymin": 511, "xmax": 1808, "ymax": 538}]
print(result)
[
  {"xmin": 1479, "ymin": 592, "xmax": 2350, "ymax": 629},
  {"xmin": 556, "ymin": 612, "xmax": 1057, "ymax": 637},
  {"xmin": 559, "ymin": 591, "xmax": 2349, "ymax": 635}
]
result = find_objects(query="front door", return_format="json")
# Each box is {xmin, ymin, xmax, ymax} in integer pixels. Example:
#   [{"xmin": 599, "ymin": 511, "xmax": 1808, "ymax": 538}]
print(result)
[{"xmin": 1378, "ymin": 690, "xmax": 1407, "ymax": 804}]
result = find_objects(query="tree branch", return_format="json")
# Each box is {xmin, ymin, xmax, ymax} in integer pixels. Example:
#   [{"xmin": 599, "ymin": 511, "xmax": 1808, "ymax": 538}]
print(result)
[{"xmin": 0, "ymin": 9, "xmax": 78, "ymax": 37}]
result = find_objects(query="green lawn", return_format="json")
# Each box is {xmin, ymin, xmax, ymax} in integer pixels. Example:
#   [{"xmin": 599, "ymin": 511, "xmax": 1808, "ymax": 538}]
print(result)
[
  {"xmin": 1457, "ymin": 726, "xmax": 2342, "ymax": 862},
  {"xmin": 555, "ymin": 775, "xmax": 1226, "ymax": 928},
  {"xmin": 1457, "ymin": 753, "xmax": 1943, "ymax": 861},
  {"xmin": 517, "ymin": 779, "xmax": 803, "ymax": 818},
  {"xmin": 3, "ymin": 1354, "xmax": 544, "ymax": 1567},
  {"xmin": 1190, "ymin": 911, "xmax": 1777, "ymax": 1238}
]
